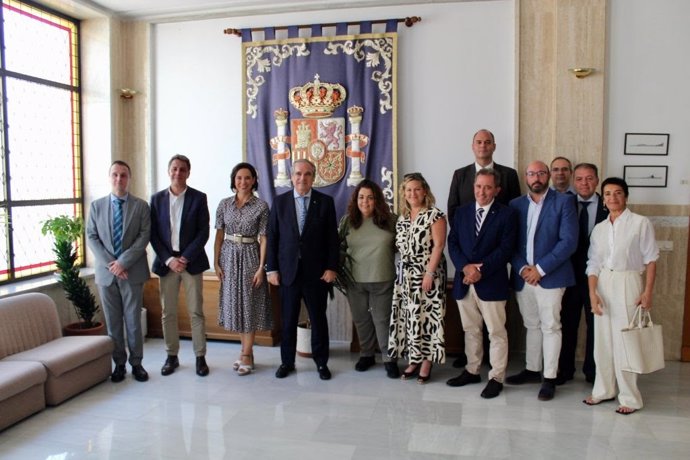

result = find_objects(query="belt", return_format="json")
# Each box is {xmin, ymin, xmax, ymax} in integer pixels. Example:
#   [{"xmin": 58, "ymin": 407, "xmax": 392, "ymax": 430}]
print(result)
[{"xmin": 225, "ymin": 233, "xmax": 256, "ymax": 244}]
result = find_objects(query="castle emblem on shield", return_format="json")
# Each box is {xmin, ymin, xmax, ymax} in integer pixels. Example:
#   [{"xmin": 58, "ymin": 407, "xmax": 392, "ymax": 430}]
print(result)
[{"xmin": 269, "ymin": 74, "xmax": 369, "ymax": 188}]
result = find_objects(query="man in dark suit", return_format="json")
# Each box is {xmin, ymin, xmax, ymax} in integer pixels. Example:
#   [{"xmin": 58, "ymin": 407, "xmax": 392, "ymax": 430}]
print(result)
[
  {"xmin": 267, "ymin": 159, "xmax": 339, "ymax": 380},
  {"xmin": 507, "ymin": 160, "xmax": 578, "ymax": 401},
  {"xmin": 150, "ymin": 154, "xmax": 211, "ymax": 377},
  {"xmin": 446, "ymin": 169, "xmax": 517, "ymax": 398},
  {"xmin": 556, "ymin": 163, "xmax": 608, "ymax": 385},
  {"xmin": 447, "ymin": 129, "xmax": 521, "ymax": 368},
  {"xmin": 447, "ymin": 129, "xmax": 521, "ymax": 223},
  {"xmin": 87, "ymin": 161, "xmax": 151, "ymax": 383}
]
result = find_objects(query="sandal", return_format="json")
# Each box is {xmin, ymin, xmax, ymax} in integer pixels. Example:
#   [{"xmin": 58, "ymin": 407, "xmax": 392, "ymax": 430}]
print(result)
[
  {"xmin": 615, "ymin": 406, "xmax": 637, "ymax": 415},
  {"xmin": 582, "ymin": 396, "xmax": 615, "ymax": 406},
  {"xmin": 232, "ymin": 355, "xmax": 242, "ymax": 371},
  {"xmin": 237, "ymin": 354, "xmax": 254, "ymax": 376},
  {"xmin": 401, "ymin": 364, "xmax": 419, "ymax": 380}
]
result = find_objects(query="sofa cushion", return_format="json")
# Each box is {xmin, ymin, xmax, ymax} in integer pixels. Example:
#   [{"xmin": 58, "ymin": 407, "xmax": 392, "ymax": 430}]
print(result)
[
  {"xmin": 0, "ymin": 293, "xmax": 62, "ymax": 359},
  {"xmin": 4, "ymin": 336, "xmax": 113, "ymax": 377},
  {"xmin": 0, "ymin": 361, "xmax": 47, "ymax": 401}
]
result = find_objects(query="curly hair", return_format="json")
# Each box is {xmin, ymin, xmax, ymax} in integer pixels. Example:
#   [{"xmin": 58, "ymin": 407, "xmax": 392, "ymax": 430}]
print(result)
[{"xmin": 346, "ymin": 179, "xmax": 393, "ymax": 230}]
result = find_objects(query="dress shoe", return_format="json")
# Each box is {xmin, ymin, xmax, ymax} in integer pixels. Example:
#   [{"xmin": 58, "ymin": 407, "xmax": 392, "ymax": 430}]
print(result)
[
  {"xmin": 132, "ymin": 365, "xmax": 149, "ymax": 382},
  {"xmin": 555, "ymin": 372, "xmax": 573, "ymax": 386},
  {"xmin": 196, "ymin": 356, "xmax": 209, "ymax": 377},
  {"xmin": 452, "ymin": 355, "xmax": 468, "ymax": 368},
  {"xmin": 354, "ymin": 356, "xmax": 376, "ymax": 372},
  {"xmin": 161, "ymin": 355, "xmax": 179, "ymax": 376},
  {"xmin": 505, "ymin": 369, "xmax": 542, "ymax": 385},
  {"xmin": 446, "ymin": 370, "xmax": 481, "ymax": 387},
  {"xmin": 481, "ymin": 379, "xmax": 504, "ymax": 399},
  {"xmin": 538, "ymin": 379, "xmax": 556, "ymax": 401},
  {"xmin": 384, "ymin": 362, "xmax": 400, "ymax": 379},
  {"xmin": 111, "ymin": 364, "xmax": 126, "ymax": 383},
  {"xmin": 275, "ymin": 363, "xmax": 295, "ymax": 379},
  {"xmin": 317, "ymin": 365, "xmax": 332, "ymax": 380}
]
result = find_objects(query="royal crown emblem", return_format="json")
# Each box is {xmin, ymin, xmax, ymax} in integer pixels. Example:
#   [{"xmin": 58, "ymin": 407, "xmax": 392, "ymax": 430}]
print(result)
[{"xmin": 289, "ymin": 74, "xmax": 346, "ymax": 119}]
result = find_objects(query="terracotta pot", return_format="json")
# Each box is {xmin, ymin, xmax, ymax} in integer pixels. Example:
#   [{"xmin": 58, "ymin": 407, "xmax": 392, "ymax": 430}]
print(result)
[{"xmin": 63, "ymin": 321, "xmax": 106, "ymax": 336}]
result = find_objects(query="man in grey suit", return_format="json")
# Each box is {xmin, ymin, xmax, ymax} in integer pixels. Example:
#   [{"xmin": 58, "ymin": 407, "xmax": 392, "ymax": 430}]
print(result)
[{"xmin": 87, "ymin": 161, "xmax": 151, "ymax": 383}]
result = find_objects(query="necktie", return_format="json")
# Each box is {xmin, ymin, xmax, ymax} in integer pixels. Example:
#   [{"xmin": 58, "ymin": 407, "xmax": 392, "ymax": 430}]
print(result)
[
  {"xmin": 475, "ymin": 207, "xmax": 484, "ymax": 236},
  {"xmin": 298, "ymin": 196, "xmax": 308, "ymax": 235},
  {"xmin": 113, "ymin": 198, "xmax": 124, "ymax": 257},
  {"xmin": 579, "ymin": 201, "xmax": 591, "ymax": 243}
]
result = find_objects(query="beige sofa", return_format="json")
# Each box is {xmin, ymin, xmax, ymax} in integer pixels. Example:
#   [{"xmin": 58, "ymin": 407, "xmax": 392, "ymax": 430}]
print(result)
[{"xmin": 0, "ymin": 293, "xmax": 113, "ymax": 431}]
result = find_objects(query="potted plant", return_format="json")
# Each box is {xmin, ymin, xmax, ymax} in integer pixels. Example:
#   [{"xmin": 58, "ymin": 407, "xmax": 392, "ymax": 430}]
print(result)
[{"xmin": 41, "ymin": 215, "xmax": 102, "ymax": 333}]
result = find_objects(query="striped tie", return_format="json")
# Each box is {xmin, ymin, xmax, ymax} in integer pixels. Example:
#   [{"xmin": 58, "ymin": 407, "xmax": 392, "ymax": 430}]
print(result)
[
  {"xmin": 475, "ymin": 207, "xmax": 484, "ymax": 236},
  {"xmin": 113, "ymin": 198, "xmax": 124, "ymax": 257},
  {"xmin": 298, "ymin": 196, "xmax": 308, "ymax": 235}
]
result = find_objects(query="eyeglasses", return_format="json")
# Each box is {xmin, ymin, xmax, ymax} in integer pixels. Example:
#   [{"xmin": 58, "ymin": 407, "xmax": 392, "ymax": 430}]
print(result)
[
  {"xmin": 551, "ymin": 167, "xmax": 571, "ymax": 173},
  {"xmin": 526, "ymin": 171, "xmax": 549, "ymax": 178}
]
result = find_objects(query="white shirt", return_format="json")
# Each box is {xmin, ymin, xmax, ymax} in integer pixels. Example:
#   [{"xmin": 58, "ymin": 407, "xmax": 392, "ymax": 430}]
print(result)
[
  {"xmin": 525, "ymin": 188, "xmax": 548, "ymax": 275},
  {"xmin": 474, "ymin": 200, "xmax": 494, "ymax": 233},
  {"xmin": 168, "ymin": 187, "xmax": 186, "ymax": 253},
  {"xmin": 586, "ymin": 208, "xmax": 659, "ymax": 276}
]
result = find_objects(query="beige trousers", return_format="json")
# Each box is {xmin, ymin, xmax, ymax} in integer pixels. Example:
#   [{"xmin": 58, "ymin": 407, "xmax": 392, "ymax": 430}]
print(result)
[
  {"xmin": 160, "ymin": 270, "xmax": 206, "ymax": 357},
  {"xmin": 458, "ymin": 285, "xmax": 509, "ymax": 382}
]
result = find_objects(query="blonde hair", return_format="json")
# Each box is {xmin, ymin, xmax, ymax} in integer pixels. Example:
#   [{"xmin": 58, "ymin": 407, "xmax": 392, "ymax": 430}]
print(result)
[{"xmin": 398, "ymin": 172, "xmax": 436, "ymax": 217}]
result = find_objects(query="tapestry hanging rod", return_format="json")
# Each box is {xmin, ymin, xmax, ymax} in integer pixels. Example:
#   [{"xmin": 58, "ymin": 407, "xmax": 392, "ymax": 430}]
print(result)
[{"xmin": 223, "ymin": 16, "xmax": 421, "ymax": 36}]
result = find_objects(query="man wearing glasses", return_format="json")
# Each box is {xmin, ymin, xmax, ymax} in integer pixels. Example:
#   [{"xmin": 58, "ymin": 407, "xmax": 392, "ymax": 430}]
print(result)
[
  {"xmin": 550, "ymin": 157, "xmax": 576, "ymax": 194},
  {"xmin": 506, "ymin": 161, "xmax": 578, "ymax": 401}
]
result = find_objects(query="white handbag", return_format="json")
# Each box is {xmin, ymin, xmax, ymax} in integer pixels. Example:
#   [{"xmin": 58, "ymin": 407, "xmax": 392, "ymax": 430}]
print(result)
[{"xmin": 621, "ymin": 305, "xmax": 665, "ymax": 374}]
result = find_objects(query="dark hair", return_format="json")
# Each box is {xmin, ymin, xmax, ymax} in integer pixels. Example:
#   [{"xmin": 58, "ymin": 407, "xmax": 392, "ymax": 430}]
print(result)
[
  {"xmin": 573, "ymin": 162, "xmax": 599, "ymax": 177},
  {"xmin": 168, "ymin": 154, "xmax": 191, "ymax": 170},
  {"xmin": 601, "ymin": 176, "xmax": 629, "ymax": 198},
  {"xmin": 475, "ymin": 168, "xmax": 501, "ymax": 188},
  {"xmin": 550, "ymin": 156, "xmax": 572, "ymax": 170},
  {"xmin": 231, "ymin": 162, "xmax": 259, "ymax": 192},
  {"xmin": 346, "ymin": 179, "xmax": 393, "ymax": 230},
  {"xmin": 110, "ymin": 160, "xmax": 131, "ymax": 175}
]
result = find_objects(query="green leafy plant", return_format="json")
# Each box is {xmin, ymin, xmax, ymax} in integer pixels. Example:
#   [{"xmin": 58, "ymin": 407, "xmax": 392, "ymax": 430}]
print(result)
[{"xmin": 41, "ymin": 215, "xmax": 100, "ymax": 328}]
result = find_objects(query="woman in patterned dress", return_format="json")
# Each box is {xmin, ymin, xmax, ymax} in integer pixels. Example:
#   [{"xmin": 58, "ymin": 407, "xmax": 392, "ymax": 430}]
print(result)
[
  {"xmin": 388, "ymin": 172, "xmax": 447, "ymax": 384},
  {"xmin": 214, "ymin": 162, "xmax": 272, "ymax": 376}
]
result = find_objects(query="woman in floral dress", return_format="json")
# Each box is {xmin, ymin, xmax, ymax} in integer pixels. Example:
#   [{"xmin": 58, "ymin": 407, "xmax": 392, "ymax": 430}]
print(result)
[
  {"xmin": 214, "ymin": 162, "xmax": 272, "ymax": 375},
  {"xmin": 388, "ymin": 172, "xmax": 447, "ymax": 384}
]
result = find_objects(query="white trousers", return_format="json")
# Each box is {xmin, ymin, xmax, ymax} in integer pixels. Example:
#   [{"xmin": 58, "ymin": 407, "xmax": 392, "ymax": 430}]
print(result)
[
  {"xmin": 592, "ymin": 269, "xmax": 643, "ymax": 409},
  {"xmin": 458, "ymin": 285, "xmax": 508, "ymax": 382},
  {"xmin": 516, "ymin": 284, "xmax": 564, "ymax": 379}
]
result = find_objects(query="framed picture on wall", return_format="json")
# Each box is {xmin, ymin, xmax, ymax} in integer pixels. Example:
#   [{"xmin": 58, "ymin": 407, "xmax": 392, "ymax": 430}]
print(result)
[
  {"xmin": 623, "ymin": 165, "xmax": 668, "ymax": 188},
  {"xmin": 624, "ymin": 133, "xmax": 670, "ymax": 155}
]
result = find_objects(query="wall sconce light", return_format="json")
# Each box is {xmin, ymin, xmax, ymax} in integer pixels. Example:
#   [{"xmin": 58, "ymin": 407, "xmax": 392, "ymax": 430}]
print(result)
[
  {"xmin": 119, "ymin": 88, "xmax": 138, "ymax": 99},
  {"xmin": 568, "ymin": 68, "xmax": 594, "ymax": 79}
]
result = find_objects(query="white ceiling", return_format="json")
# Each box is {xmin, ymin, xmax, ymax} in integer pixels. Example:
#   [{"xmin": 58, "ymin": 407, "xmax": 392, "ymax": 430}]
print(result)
[{"xmin": 64, "ymin": 0, "xmax": 478, "ymax": 22}]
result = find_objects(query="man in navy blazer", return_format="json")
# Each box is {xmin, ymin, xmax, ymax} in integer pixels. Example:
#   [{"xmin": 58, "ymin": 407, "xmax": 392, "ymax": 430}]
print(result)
[
  {"xmin": 446, "ymin": 169, "xmax": 517, "ymax": 399},
  {"xmin": 267, "ymin": 159, "xmax": 339, "ymax": 380},
  {"xmin": 507, "ymin": 160, "xmax": 578, "ymax": 401},
  {"xmin": 557, "ymin": 163, "xmax": 608, "ymax": 385},
  {"xmin": 150, "ymin": 155, "xmax": 210, "ymax": 377}
]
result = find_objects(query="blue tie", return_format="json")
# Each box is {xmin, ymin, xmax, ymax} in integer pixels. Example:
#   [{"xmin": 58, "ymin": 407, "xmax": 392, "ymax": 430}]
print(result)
[
  {"xmin": 113, "ymin": 198, "xmax": 124, "ymax": 257},
  {"xmin": 475, "ymin": 207, "xmax": 484, "ymax": 236},
  {"xmin": 298, "ymin": 196, "xmax": 308, "ymax": 235}
]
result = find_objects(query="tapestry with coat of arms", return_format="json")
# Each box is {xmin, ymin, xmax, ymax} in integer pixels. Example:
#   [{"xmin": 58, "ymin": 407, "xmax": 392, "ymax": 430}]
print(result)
[{"xmin": 241, "ymin": 22, "xmax": 398, "ymax": 218}]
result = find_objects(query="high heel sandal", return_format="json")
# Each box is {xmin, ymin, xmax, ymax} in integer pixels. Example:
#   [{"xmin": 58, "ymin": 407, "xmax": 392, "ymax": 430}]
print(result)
[
  {"xmin": 401, "ymin": 364, "xmax": 419, "ymax": 380},
  {"xmin": 417, "ymin": 363, "xmax": 433, "ymax": 384},
  {"xmin": 237, "ymin": 354, "xmax": 254, "ymax": 376},
  {"xmin": 232, "ymin": 355, "xmax": 242, "ymax": 372}
]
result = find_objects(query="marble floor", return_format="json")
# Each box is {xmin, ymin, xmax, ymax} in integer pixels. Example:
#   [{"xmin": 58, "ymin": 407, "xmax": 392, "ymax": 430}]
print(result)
[{"xmin": 2, "ymin": 338, "xmax": 690, "ymax": 459}]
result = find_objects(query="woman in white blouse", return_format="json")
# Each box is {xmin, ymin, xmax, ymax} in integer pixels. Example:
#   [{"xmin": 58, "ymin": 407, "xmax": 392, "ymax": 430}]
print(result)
[{"xmin": 583, "ymin": 177, "xmax": 659, "ymax": 414}]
